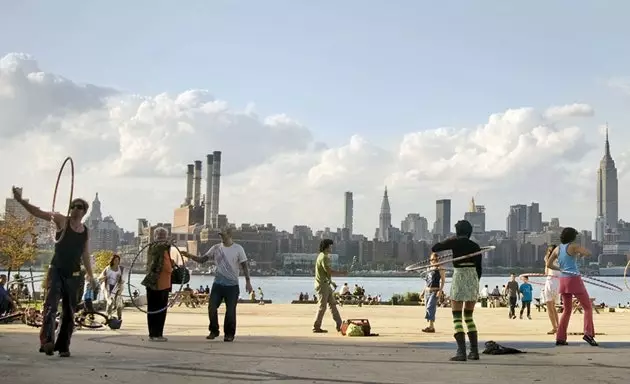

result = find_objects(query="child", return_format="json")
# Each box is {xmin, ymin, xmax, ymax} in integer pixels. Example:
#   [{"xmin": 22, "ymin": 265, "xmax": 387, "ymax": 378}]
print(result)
[{"xmin": 519, "ymin": 276, "xmax": 533, "ymax": 319}]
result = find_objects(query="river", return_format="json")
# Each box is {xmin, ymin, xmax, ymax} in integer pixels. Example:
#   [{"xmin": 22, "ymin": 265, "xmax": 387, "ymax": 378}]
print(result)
[{"xmin": 4, "ymin": 271, "xmax": 629, "ymax": 305}]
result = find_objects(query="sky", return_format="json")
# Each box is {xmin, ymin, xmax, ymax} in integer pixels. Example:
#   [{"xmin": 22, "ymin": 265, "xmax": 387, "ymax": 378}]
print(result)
[{"xmin": 0, "ymin": 1, "xmax": 629, "ymax": 236}]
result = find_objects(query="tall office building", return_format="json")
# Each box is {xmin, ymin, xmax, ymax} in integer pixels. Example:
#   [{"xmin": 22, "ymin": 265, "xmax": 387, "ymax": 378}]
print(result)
[
  {"xmin": 595, "ymin": 125, "xmax": 618, "ymax": 241},
  {"xmin": 525, "ymin": 202, "xmax": 543, "ymax": 233},
  {"xmin": 401, "ymin": 213, "xmax": 430, "ymax": 241},
  {"xmin": 464, "ymin": 197, "xmax": 486, "ymax": 234},
  {"xmin": 344, "ymin": 191, "xmax": 353, "ymax": 234},
  {"xmin": 435, "ymin": 199, "xmax": 451, "ymax": 236},
  {"xmin": 376, "ymin": 187, "xmax": 392, "ymax": 241}
]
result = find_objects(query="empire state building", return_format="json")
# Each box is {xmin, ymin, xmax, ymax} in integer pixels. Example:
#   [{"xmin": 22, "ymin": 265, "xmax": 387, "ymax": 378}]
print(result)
[{"xmin": 595, "ymin": 126, "xmax": 618, "ymax": 241}]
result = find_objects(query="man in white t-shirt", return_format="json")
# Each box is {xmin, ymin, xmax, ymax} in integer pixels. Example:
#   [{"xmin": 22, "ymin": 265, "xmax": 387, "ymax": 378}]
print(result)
[{"xmin": 184, "ymin": 227, "xmax": 252, "ymax": 342}]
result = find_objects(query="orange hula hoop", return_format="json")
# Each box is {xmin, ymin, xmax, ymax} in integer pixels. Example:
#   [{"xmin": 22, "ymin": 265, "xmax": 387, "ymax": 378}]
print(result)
[{"xmin": 51, "ymin": 157, "xmax": 74, "ymax": 244}]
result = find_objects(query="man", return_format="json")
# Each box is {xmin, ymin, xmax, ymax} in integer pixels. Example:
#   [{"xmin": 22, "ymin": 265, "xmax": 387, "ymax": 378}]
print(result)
[
  {"xmin": 0, "ymin": 274, "xmax": 17, "ymax": 315},
  {"xmin": 313, "ymin": 239, "xmax": 347, "ymax": 333},
  {"xmin": 12, "ymin": 186, "xmax": 96, "ymax": 357},
  {"xmin": 184, "ymin": 228, "xmax": 252, "ymax": 342},
  {"xmin": 504, "ymin": 273, "xmax": 520, "ymax": 319}
]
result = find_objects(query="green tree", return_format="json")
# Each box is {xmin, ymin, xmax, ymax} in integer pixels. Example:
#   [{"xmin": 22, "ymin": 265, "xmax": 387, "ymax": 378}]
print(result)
[
  {"xmin": 92, "ymin": 249, "xmax": 114, "ymax": 275},
  {"xmin": 0, "ymin": 213, "xmax": 38, "ymax": 270}
]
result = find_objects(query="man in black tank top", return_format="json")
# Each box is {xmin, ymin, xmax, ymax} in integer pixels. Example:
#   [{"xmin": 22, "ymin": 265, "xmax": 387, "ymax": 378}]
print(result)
[{"xmin": 12, "ymin": 187, "xmax": 96, "ymax": 357}]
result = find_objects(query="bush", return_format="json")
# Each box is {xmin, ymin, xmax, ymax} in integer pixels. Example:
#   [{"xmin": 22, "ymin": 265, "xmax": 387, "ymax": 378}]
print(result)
[
  {"xmin": 404, "ymin": 291, "xmax": 421, "ymax": 302},
  {"xmin": 391, "ymin": 293, "xmax": 403, "ymax": 305}
]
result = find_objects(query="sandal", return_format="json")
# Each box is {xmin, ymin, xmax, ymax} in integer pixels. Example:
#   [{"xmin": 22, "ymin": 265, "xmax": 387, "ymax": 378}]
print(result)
[{"xmin": 422, "ymin": 327, "xmax": 435, "ymax": 333}]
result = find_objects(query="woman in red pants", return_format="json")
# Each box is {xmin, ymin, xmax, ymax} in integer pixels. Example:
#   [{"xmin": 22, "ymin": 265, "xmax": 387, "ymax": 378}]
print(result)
[{"xmin": 545, "ymin": 227, "xmax": 597, "ymax": 347}]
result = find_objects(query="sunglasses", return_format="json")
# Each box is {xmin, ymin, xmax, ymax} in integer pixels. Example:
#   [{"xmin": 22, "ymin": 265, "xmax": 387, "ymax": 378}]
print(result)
[{"xmin": 71, "ymin": 204, "xmax": 85, "ymax": 210}]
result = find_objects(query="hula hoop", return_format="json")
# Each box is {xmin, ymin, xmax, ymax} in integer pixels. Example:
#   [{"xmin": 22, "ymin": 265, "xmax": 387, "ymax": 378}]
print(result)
[
  {"xmin": 624, "ymin": 260, "xmax": 630, "ymax": 291},
  {"xmin": 75, "ymin": 311, "xmax": 109, "ymax": 329},
  {"xmin": 518, "ymin": 271, "xmax": 623, "ymax": 292},
  {"xmin": 51, "ymin": 156, "xmax": 74, "ymax": 244},
  {"xmin": 405, "ymin": 246, "xmax": 496, "ymax": 271},
  {"xmin": 127, "ymin": 241, "xmax": 187, "ymax": 314}
]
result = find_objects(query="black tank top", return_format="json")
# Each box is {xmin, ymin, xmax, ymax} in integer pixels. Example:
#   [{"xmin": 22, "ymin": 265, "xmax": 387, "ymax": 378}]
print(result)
[
  {"xmin": 425, "ymin": 268, "xmax": 441, "ymax": 288},
  {"xmin": 51, "ymin": 224, "xmax": 88, "ymax": 276}
]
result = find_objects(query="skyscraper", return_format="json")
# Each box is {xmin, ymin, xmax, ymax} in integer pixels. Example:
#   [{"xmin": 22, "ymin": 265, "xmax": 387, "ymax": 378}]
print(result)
[
  {"xmin": 344, "ymin": 191, "xmax": 353, "ymax": 234},
  {"xmin": 464, "ymin": 197, "xmax": 486, "ymax": 234},
  {"xmin": 596, "ymin": 125, "xmax": 618, "ymax": 240},
  {"xmin": 377, "ymin": 187, "xmax": 392, "ymax": 241},
  {"xmin": 435, "ymin": 199, "xmax": 451, "ymax": 236}
]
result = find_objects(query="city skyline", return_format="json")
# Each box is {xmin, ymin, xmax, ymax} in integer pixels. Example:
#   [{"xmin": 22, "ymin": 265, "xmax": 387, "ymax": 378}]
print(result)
[{"xmin": 1, "ymin": 4, "xmax": 629, "ymax": 235}]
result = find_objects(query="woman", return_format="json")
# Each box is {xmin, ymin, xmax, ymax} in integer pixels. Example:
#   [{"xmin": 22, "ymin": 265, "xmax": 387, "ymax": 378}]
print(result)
[
  {"xmin": 140, "ymin": 227, "xmax": 174, "ymax": 342},
  {"xmin": 422, "ymin": 254, "xmax": 446, "ymax": 333},
  {"xmin": 431, "ymin": 220, "xmax": 482, "ymax": 361},
  {"xmin": 542, "ymin": 245, "xmax": 560, "ymax": 334},
  {"xmin": 546, "ymin": 227, "xmax": 597, "ymax": 346},
  {"xmin": 99, "ymin": 254, "xmax": 124, "ymax": 320}
]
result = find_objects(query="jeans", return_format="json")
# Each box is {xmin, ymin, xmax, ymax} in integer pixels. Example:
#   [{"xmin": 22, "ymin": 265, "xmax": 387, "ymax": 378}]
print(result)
[
  {"xmin": 520, "ymin": 301, "xmax": 531, "ymax": 317},
  {"xmin": 508, "ymin": 296, "xmax": 517, "ymax": 318},
  {"xmin": 313, "ymin": 283, "xmax": 342, "ymax": 330},
  {"xmin": 208, "ymin": 283, "xmax": 240, "ymax": 337},
  {"xmin": 39, "ymin": 267, "xmax": 79, "ymax": 352},
  {"xmin": 425, "ymin": 291, "xmax": 438, "ymax": 321},
  {"xmin": 146, "ymin": 288, "xmax": 169, "ymax": 338}
]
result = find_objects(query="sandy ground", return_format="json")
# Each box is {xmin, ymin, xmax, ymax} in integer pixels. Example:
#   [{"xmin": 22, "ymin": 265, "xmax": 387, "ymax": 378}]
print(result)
[{"xmin": 1, "ymin": 304, "xmax": 630, "ymax": 383}]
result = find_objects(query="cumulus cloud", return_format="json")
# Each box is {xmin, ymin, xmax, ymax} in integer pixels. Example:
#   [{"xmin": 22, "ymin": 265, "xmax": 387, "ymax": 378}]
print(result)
[
  {"xmin": 543, "ymin": 103, "xmax": 594, "ymax": 120},
  {"xmin": 607, "ymin": 76, "xmax": 630, "ymax": 95},
  {"xmin": 0, "ymin": 52, "xmax": 626, "ymax": 235}
]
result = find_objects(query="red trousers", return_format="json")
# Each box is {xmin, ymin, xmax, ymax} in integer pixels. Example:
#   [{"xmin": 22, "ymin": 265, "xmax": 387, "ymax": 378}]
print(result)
[{"xmin": 556, "ymin": 276, "xmax": 594, "ymax": 341}]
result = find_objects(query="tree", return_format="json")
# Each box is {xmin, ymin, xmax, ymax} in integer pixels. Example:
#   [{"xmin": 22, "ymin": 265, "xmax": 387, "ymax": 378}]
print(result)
[
  {"xmin": 92, "ymin": 249, "xmax": 114, "ymax": 275},
  {"xmin": 0, "ymin": 213, "xmax": 38, "ymax": 270}
]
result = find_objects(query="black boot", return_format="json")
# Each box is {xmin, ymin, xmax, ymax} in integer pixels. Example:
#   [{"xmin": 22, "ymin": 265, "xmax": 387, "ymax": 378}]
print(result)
[
  {"xmin": 450, "ymin": 332, "xmax": 467, "ymax": 361},
  {"xmin": 467, "ymin": 331, "xmax": 479, "ymax": 360}
]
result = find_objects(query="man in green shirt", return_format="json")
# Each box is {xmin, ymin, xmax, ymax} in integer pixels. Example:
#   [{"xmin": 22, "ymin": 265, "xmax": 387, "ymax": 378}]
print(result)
[{"xmin": 313, "ymin": 239, "xmax": 347, "ymax": 333}]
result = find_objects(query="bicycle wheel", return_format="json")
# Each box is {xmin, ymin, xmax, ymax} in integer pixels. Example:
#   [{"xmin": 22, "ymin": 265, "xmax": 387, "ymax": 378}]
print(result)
[{"xmin": 75, "ymin": 311, "xmax": 109, "ymax": 329}]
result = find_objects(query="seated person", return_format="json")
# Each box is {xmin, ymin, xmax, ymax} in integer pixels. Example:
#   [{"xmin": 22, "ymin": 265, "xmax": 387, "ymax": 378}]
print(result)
[{"xmin": 0, "ymin": 275, "xmax": 17, "ymax": 315}]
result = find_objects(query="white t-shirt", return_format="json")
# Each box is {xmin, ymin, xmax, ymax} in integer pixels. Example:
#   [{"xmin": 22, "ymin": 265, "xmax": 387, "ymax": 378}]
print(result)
[
  {"xmin": 106, "ymin": 268, "xmax": 122, "ymax": 286},
  {"xmin": 204, "ymin": 243, "xmax": 247, "ymax": 286}
]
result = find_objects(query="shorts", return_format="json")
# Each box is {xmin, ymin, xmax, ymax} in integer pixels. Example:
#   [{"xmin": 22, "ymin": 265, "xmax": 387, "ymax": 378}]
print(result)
[{"xmin": 542, "ymin": 276, "xmax": 559, "ymax": 303}]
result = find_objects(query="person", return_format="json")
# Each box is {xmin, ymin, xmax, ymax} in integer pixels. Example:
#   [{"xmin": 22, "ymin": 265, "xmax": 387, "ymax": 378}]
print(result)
[
  {"xmin": 99, "ymin": 254, "xmax": 124, "ymax": 320},
  {"xmin": 431, "ymin": 220, "xmax": 482, "ymax": 361},
  {"xmin": 519, "ymin": 276, "xmax": 533, "ymax": 319},
  {"xmin": 0, "ymin": 274, "xmax": 17, "ymax": 315},
  {"xmin": 546, "ymin": 227, "xmax": 597, "ymax": 346},
  {"xmin": 504, "ymin": 274, "xmax": 520, "ymax": 319},
  {"xmin": 422, "ymin": 253, "xmax": 446, "ymax": 333},
  {"xmin": 542, "ymin": 244, "xmax": 560, "ymax": 334},
  {"xmin": 480, "ymin": 285, "xmax": 489, "ymax": 307},
  {"xmin": 312, "ymin": 239, "xmax": 346, "ymax": 333},
  {"xmin": 12, "ymin": 186, "xmax": 96, "ymax": 357},
  {"xmin": 184, "ymin": 227, "xmax": 252, "ymax": 342},
  {"xmin": 140, "ymin": 226, "xmax": 174, "ymax": 342}
]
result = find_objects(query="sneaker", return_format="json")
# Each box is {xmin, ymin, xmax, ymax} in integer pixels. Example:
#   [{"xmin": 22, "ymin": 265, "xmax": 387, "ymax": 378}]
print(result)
[
  {"xmin": 149, "ymin": 336, "xmax": 168, "ymax": 342},
  {"xmin": 224, "ymin": 336, "xmax": 234, "ymax": 342},
  {"xmin": 58, "ymin": 351, "xmax": 71, "ymax": 357},
  {"xmin": 312, "ymin": 328, "xmax": 328, "ymax": 333},
  {"xmin": 527, "ymin": 315, "xmax": 532, "ymax": 320},
  {"xmin": 583, "ymin": 335, "xmax": 598, "ymax": 346},
  {"xmin": 41, "ymin": 342, "xmax": 54, "ymax": 356},
  {"xmin": 206, "ymin": 332, "xmax": 219, "ymax": 340}
]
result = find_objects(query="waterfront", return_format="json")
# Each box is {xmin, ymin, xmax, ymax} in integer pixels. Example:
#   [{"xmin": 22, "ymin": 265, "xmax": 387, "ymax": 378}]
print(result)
[{"xmin": 5, "ymin": 271, "xmax": 629, "ymax": 305}]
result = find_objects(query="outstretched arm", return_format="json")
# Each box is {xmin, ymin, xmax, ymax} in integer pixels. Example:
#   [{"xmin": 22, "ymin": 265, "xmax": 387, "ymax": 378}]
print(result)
[
  {"xmin": 183, "ymin": 245, "xmax": 215, "ymax": 264},
  {"xmin": 12, "ymin": 187, "xmax": 66, "ymax": 229}
]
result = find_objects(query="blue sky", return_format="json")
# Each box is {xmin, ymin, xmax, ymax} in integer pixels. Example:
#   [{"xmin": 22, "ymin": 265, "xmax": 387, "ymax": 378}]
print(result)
[
  {"xmin": 1, "ymin": 1, "xmax": 629, "ymax": 233},
  {"xmin": 1, "ymin": 0, "xmax": 629, "ymax": 147}
]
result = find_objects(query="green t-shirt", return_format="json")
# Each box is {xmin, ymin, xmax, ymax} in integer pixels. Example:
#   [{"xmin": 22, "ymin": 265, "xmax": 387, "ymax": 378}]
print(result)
[{"xmin": 314, "ymin": 252, "xmax": 332, "ymax": 288}]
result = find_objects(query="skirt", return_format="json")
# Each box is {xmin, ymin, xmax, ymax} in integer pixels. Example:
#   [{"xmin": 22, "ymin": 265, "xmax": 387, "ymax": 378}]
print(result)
[
  {"xmin": 542, "ymin": 276, "xmax": 559, "ymax": 303},
  {"xmin": 450, "ymin": 267, "xmax": 479, "ymax": 302}
]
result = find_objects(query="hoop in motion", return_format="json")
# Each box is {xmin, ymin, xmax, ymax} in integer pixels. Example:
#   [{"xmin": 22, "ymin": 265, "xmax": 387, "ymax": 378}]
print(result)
[
  {"xmin": 624, "ymin": 260, "xmax": 630, "ymax": 291},
  {"xmin": 405, "ymin": 246, "xmax": 496, "ymax": 272},
  {"xmin": 519, "ymin": 271, "xmax": 623, "ymax": 292},
  {"xmin": 51, "ymin": 156, "xmax": 74, "ymax": 244},
  {"xmin": 127, "ymin": 241, "xmax": 186, "ymax": 314}
]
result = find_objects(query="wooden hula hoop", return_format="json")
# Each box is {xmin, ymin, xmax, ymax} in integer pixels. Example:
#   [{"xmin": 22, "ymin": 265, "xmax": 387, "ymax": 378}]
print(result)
[{"xmin": 51, "ymin": 156, "xmax": 74, "ymax": 244}]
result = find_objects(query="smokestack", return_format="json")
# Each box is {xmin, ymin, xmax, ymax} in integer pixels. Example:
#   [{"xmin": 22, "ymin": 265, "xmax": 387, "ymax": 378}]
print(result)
[
  {"xmin": 193, "ymin": 160, "xmax": 202, "ymax": 207},
  {"xmin": 204, "ymin": 154, "xmax": 213, "ymax": 226},
  {"xmin": 210, "ymin": 151, "xmax": 221, "ymax": 228},
  {"xmin": 185, "ymin": 164, "xmax": 194, "ymax": 205}
]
